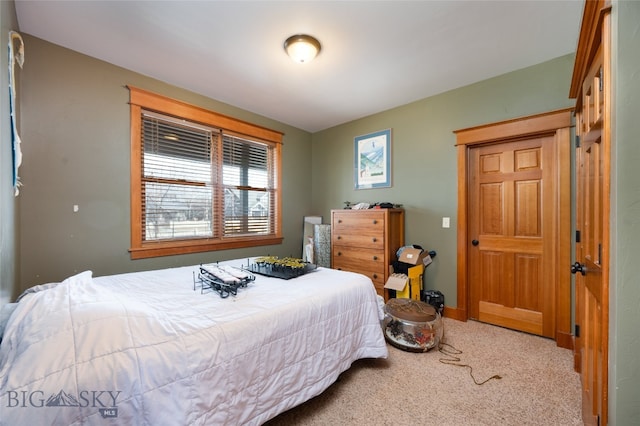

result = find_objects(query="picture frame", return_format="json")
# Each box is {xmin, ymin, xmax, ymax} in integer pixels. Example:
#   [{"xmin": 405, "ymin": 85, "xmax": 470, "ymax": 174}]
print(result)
[{"xmin": 354, "ymin": 129, "xmax": 392, "ymax": 189}]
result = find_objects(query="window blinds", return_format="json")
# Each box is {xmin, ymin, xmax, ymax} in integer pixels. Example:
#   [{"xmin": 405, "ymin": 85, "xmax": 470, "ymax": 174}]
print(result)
[
  {"xmin": 222, "ymin": 134, "xmax": 275, "ymax": 236},
  {"xmin": 141, "ymin": 112, "xmax": 275, "ymax": 242}
]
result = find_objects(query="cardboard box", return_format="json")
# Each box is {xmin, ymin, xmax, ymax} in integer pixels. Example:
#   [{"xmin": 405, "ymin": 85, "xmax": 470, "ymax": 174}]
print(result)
[
  {"xmin": 384, "ymin": 263, "xmax": 424, "ymax": 300},
  {"xmin": 386, "ymin": 247, "xmax": 434, "ymax": 300},
  {"xmin": 384, "ymin": 273, "xmax": 408, "ymax": 292},
  {"xmin": 404, "ymin": 264, "xmax": 424, "ymax": 300},
  {"xmin": 398, "ymin": 247, "xmax": 433, "ymax": 267}
]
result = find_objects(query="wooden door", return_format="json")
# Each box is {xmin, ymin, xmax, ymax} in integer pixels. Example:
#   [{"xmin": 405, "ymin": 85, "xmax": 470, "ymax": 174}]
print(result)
[
  {"xmin": 455, "ymin": 110, "xmax": 572, "ymax": 345},
  {"xmin": 468, "ymin": 135, "xmax": 556, "ymax": 338},
  {"xmin": 573, "ymin": 40, "xmax": 609, "ymax": 426},
  {"xmin": 575, "ymin": 128, "xmax": 607, "ymax": 426}
]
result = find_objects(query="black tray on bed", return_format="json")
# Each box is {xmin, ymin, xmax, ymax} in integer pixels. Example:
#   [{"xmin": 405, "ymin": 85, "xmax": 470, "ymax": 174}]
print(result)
[{"xmin": 247, "ymin": 262, "xmax": 317, "ymax": 280}]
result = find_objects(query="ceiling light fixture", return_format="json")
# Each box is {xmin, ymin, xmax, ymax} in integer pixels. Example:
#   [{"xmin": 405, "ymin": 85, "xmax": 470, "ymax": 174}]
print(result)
[{"xmin": 284, "ymin": 34, "xmax": 321, "ymax": 64}]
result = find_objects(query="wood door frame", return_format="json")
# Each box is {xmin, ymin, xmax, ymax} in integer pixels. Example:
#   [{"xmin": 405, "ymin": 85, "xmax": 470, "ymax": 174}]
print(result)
[{"xmin": 452, "ymin": 109, "xmax": 574, "ymax": 349}]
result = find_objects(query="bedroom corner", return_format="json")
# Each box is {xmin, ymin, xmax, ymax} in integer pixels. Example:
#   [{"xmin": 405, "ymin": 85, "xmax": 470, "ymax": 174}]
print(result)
[{"xmin": 15, "ymin": 34, "xmax": 313, "ymax": 293}]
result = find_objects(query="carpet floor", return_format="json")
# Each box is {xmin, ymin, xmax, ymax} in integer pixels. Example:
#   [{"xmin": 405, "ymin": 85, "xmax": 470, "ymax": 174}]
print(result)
[{"xmin": 265, "ymin": 317, "xmax": 582, "ymax": 425}]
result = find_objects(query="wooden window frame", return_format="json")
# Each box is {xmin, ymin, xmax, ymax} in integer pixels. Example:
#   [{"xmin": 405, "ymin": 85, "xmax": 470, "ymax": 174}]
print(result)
[{"xmin": 128, "ymin": 86, "xmax": 283, "ymax": 259}]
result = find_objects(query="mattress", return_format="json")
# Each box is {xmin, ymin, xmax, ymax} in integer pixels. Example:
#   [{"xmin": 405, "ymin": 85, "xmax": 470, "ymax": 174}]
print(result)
[{"xmin": 0, "ymin": 259, "xmax": 388, "ymax": 425}]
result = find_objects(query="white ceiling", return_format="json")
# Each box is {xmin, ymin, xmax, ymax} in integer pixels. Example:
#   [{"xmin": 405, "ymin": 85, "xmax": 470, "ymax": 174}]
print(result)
[{"xmin": 15, "ymin": 0, "xmax": 584, "ymax": 133}]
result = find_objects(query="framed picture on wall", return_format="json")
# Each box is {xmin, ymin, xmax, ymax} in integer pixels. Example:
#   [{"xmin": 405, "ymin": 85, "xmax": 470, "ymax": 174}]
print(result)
[{"xmin": 354, "ymin": 129, "xmax": 392, "ymax": 189}]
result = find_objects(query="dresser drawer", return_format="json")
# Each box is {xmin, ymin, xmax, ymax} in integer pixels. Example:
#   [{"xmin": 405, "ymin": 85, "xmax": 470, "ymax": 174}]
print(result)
[
  {"xmin": 333, "ymin": 211, "xmax": 385, "ymax": 228},
  {"xmin": 333, "ymin": 262, "xmax": 385, "ymax": 287},
  {"xmin": 333, "ymin": 247, "xmax": 386, "ymax": 271},
  {"xmin": 332, "ymin": 231, "xmax": 385, "ymax": 249},
  {"xmin": 333, "ymin": 251, "xmax": 385, "ymax": 279},
  {"xmin": 332, "ymin": 212, "xmax": 384, "ymax": 243}
]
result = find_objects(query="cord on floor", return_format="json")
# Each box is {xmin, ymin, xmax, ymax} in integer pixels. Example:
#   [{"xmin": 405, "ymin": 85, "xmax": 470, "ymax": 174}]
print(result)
[{"xmin": 438, "ymin": 322, "xmax": 502, "ymax": 385}]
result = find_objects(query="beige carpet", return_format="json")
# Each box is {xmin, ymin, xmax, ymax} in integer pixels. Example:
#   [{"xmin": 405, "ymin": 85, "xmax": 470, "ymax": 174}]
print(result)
[{"xmin": 265, "ymin": 318, "xmax": 582, "ymax": 426}]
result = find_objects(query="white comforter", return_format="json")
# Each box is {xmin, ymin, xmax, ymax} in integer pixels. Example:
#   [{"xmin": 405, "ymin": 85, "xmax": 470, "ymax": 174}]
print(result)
[{"xmin": 0, "ymin": 260, "xmax": 387, "ymax": 425}]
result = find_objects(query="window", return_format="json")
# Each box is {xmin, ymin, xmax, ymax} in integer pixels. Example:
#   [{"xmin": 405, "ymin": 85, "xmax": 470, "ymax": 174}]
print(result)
[{"xmin": 129, "ymin": 87, "xmax": 283, "ymax": 259}]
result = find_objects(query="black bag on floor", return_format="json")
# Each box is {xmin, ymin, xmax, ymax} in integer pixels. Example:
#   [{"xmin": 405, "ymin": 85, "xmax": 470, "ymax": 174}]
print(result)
[{"xmin": 423, "ymin": 290, "xmax": 444, "ymax": 315}]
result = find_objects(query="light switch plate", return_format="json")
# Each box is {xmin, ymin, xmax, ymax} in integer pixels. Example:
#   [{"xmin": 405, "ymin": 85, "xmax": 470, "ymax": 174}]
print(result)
[{"xmin": 442, "ymin": 217, "xmax": 450, "ymax": 228}]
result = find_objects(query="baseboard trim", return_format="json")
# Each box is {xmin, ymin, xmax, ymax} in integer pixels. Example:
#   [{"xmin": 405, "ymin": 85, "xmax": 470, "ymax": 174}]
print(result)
[
  {"xmin": 443, "ymin": 306, "xmax": 467, "ymax": 321},
  {"xmin": 556, "ymin": 330, "xmax": 574, "ymax": 350}
]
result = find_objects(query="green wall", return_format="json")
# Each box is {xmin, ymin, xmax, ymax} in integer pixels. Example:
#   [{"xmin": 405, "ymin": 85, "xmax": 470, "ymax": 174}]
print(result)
[
  {"xmin": 311, "ymin": 54, "xmax": 576, "ymax": 304},
  {"xmin": 17, "ymin": 35, "xmax": 313, "ymax": 292},
  {"xmin": 14, "ymin": 5, "xmax": 640, "ymax": 422},
  {"xmin": 0, "ymin": 0, "xmax": 19, "ymax": 303},
  {"xmin": 610, "ymin": 1, "xmax": 640, "ymax": 423}
]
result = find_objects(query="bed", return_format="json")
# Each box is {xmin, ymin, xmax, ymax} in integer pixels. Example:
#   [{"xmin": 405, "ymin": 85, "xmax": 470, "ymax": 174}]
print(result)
[{"xmin": 0, "ymin": 259, "xmax": 388, "ymax": 425}]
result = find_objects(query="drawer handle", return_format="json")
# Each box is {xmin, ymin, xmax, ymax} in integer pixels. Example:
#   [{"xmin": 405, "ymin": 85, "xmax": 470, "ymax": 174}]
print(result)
[
  {"xmin": 372, "ymin": 237, "xmax": 377, "ymax": 243},
  {"xmin": 337, "ymin": 252, "xmax": 342, "ymax": 256},
  {"xmin": 373, "ymin": 255, "xmax": 378, "ymax": 260},
  {"xmin": 337, "ymin": 235, "xmax": 342, "ymax": 240},
  {"xmin": 338, "ymin": 219, "xmax": 342, "ymax": 223},
  {"xmin": 373, "ymin": 219, "xmax": 378, "ymax": 224},
  {"xmin": 373, "ymin": 274, "xmax": 378, "ymax": 279}
]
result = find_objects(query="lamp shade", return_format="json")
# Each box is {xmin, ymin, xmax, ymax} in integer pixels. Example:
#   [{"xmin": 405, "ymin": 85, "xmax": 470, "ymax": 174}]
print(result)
[{"xmin": 284, "ymin": 34, "xmax": 321, "ymax": 63}]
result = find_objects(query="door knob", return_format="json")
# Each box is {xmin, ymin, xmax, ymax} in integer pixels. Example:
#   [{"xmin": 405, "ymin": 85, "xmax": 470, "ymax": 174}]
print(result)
[
  {"xmin": 471, "ymin": 239, "xmax": 479, "ymax": 246},
  {"xmin": 570, "ymin": 261, "xmax": 586, "ymax": 276}
]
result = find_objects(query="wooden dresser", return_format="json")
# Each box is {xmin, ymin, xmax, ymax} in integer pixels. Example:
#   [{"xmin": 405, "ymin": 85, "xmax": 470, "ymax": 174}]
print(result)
[{"xmin": 331, "ymin": 208, "xmax": 404, "ymax": 299}]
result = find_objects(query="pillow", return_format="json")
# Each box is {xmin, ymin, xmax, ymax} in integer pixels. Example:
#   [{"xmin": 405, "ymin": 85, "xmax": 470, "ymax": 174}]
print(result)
[
  {"xmin": 15, "ymin": 281, "xmax": 60, "ymax": 302},
  {"xmin": 15, "ymin": 270, "xmax": 94, "ymax": 302}
]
